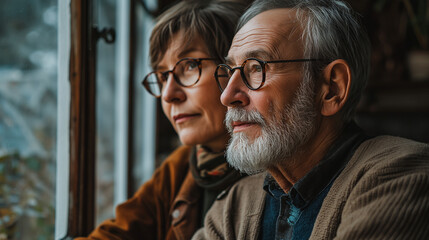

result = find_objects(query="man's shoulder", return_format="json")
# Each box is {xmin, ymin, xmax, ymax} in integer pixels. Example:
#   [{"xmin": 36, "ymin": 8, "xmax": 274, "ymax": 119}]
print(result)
[
  {"xmin": 360, "ymin": 135, "xmax": 428, "ymax": 152},
  {"xmin": 229, "ymin": 172, "xmax": 265, "ymax": 192},
  {"xmin": 235, "ymin": 171, "xmax": 266, "ymax": 187},
  {"xmin": 353, "ymin": 135, "xmax": 429, "ymax": 168},
  {"xmin": 216, "ymin": 172, "xmax": 266, "ymax": 202},
  {"xmin": 335, "ymin": 135, "xmax": 429, "ymax": 192},
  {"xmin": 315, "ymin": 136, "xmax": 429, "ymax": 239}
]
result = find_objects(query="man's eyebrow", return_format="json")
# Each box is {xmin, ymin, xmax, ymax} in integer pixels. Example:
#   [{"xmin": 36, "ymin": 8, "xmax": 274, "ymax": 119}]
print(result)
[
  {"xmin": 244, "ymin": 49, "xmax": 272, "ymax": 60},
  {"xmin": 225, "ymin": 49, "xmax": 274, "ymax": 66}
]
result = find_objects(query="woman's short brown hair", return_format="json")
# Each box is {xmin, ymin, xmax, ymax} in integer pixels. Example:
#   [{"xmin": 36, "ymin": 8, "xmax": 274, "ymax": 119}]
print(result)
[{"xmin": 149, "ymin": 0, "xmax": 247, "ymax": 69}]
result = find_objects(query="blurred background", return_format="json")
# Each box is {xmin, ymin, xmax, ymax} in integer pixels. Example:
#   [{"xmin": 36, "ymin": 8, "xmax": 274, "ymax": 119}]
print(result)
[
  {"xmin": 0, "ymin": 0, "xmax": 428, "ymax": 239},
  {"xmin": 1, "ymin": 0, "xmax": 57, "ymax": 239}
]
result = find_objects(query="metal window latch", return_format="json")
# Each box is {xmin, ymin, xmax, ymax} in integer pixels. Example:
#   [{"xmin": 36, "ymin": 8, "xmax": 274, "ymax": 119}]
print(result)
[{"xmin": 94, "ymin": 27, "xmax": 116, "ymax": 44}]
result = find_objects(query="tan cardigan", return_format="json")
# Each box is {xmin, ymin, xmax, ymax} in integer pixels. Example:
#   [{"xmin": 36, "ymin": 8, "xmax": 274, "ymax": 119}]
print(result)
[{"xmin": 193, "ymin": 136, "xmax": 429, "ymax": 239}]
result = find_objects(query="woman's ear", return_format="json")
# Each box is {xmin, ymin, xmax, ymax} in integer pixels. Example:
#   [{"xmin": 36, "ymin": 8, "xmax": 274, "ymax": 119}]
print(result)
[{"xmin": 319, "ymin": 59, "xmax": 351, "ymax": 117}]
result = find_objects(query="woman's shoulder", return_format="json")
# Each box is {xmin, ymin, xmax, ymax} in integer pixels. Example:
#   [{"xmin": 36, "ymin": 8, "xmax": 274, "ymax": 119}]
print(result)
[
  {"xmin": 162, "ymin": 145, "xmax": 193, "ymax": 169},
  {"xmin": 151, "ymin": 145, "xmax": 194, "ymax": 183},
  {"xmin": 133, "ymin": 145, "xmax": 193, "ymax": 197}
]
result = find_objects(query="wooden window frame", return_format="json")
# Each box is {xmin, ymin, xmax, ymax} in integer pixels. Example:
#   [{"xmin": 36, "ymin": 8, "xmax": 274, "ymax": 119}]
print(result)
[
  {"xmin": 67, "ymin": 0, "xmax": 97, "ymax": 237},
  {"xmin": 64, "ymin": 0, "xmax": 134, "ymax": 237},
  {"xmin": 58, "ymin": 0, "xmax": 178, "ymax": 238}
]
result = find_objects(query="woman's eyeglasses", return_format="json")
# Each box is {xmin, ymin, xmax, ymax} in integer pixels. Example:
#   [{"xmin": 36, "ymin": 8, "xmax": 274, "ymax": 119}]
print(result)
[{"xmin": 142, "ymin": 57, "xmax": 216, "ymax": 98}]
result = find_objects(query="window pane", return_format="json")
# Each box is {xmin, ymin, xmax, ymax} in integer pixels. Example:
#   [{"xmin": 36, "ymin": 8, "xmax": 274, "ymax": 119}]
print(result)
[
  {"xmin": 132, "ymin": 1, "xmax": 180, "ymax": 193},
  {"xmin": 0, "ymin": 0, "xmax": 57, "ymax": 239},
  {"xmin": 95, "ymin": 0, "xmax": 117, "ymax": 225},
  {"xmin": 132, "ymin": 1, "xmax": 157, "ymax": 192}
]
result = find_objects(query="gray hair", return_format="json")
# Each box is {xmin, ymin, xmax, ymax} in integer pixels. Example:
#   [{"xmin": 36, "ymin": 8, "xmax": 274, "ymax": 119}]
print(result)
[{"xmin": 237, "ymin": 0, "xmax": 371, "ymax": 121}]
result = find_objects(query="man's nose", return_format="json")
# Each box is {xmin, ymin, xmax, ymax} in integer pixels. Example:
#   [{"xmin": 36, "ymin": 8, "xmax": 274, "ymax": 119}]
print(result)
[{"xmin": 220, "ymin": 70, "xmax": 250, "ymax": 108}]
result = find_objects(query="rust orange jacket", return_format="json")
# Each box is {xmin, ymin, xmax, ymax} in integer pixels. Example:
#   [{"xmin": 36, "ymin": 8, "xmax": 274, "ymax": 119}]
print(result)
[{"xmin": 76, "ymin": 145, "xmax": 203, "ymax": 240}]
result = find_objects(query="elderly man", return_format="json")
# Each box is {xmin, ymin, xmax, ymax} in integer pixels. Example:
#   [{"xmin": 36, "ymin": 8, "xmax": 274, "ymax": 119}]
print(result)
[{"xmin": 192, "ymin": 0, "xmax": 429, "ymax": 239}]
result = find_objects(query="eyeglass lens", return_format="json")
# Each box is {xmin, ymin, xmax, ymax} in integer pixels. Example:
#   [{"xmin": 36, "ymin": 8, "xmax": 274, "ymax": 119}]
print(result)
[
  {"xmin": 144, "ymin": 58, "xmax": 201, "ymax": 97},
  {"xmin": 216, "ymin": 59, "xmax": 264, "ymax": 91},
  {"xmin": 143, "ymin": 73, "xmax": 162, "ymax": 97}
]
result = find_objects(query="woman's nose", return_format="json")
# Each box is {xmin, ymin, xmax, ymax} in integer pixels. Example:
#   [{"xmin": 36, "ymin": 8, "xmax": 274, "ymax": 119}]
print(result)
[{"xmin": 162, "ymin": 73, "xmax": 186, "ymax": 103}]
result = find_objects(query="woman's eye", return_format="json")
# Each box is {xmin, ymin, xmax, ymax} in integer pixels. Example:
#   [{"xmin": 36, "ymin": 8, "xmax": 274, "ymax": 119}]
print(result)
[
  {"xmin": 185, "ymin": 61, "xmax": 198, "ymax": 71},
  {"xmin": 161, "ymin": 72, "xmax": 169, "ymax": 81}
]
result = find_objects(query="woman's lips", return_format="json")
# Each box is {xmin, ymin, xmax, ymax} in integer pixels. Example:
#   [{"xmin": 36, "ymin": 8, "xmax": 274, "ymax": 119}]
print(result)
[{"xmin": 173, "ymin": 113, "xmax": 200, "ymax": 124}]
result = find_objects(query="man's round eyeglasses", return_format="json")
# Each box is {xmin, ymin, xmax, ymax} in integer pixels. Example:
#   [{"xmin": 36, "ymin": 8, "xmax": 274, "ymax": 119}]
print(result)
[
  {"xmin": 214, "ymin": 58, "xmax": 320, "ymax": 91},
  {"xmin": 142, "ymin": 57, "xmax": 216, "ymax": 98}
]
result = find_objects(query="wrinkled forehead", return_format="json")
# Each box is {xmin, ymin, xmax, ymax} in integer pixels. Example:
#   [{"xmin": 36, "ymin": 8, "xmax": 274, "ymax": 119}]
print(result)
[{"xmin": 227, "ymin": 8, "xmax": 303, "ymax": 64}]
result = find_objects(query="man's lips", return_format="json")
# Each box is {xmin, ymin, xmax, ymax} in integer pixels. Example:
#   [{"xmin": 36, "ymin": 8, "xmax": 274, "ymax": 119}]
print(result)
[
  {"xmin": 173, "ymin": 113, "xmax": 199, "ymax": 123},
  {"xmin": 231, "ymin": 121, "xmax": 257, "ymax": 132}
]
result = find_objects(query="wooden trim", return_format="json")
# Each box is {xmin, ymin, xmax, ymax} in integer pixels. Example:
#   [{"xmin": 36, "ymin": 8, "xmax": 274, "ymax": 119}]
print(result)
[{"xmin": 68, "ymin": 0, "xmax": 96, "ymax": 236}]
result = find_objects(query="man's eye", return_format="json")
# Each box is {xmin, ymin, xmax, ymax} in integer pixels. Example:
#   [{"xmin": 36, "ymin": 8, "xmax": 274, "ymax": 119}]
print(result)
[{"xmin": 249, "ymin": 64, "xmax": 262, "ymax": 73}]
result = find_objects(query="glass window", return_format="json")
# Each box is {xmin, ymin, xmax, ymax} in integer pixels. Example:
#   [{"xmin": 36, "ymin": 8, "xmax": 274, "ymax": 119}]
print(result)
[
  {"xmin": 0, "ymin": 0, "xmax": 57, "ymax": 239},
  {"xmin": 132, "ymin": 0, "xmax": 158, "ymax": 192},
  {"xmin": 131, "ymin": 0, "xmax": 181, "ymax": 194},
  {"xmin": 95, "ymin": 0, "xmax": 117, "ymax": 225}
]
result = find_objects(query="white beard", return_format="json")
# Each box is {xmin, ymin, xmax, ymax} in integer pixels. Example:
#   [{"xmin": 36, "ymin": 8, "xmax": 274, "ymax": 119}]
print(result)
[{"xmin": 225, "ymin": 80, "xmax": 317, "ymax": 174}]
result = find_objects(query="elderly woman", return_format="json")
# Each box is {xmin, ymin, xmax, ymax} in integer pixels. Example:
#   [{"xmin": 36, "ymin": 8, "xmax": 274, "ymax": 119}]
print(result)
[{"xmin": 76, "ymin": 1, "xmax": 247, "ymax": 240}]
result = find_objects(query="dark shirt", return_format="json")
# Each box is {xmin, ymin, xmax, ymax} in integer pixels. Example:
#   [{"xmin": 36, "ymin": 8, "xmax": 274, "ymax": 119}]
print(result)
[{"xmin": 259, "ymin": 122, "xmax": 369, "ymax": 240}]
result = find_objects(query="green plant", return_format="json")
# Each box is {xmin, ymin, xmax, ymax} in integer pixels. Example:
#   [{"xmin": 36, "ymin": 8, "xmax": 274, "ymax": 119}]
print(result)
[{"xmin": 0, "ymin": 153, "xmax": 55, "ymax": 239}]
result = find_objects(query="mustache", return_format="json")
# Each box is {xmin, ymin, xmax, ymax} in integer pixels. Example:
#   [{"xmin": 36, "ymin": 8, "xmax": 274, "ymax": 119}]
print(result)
[{"xmin": 224, "ymin": 108, "xmax": 266, "ymax": 133}]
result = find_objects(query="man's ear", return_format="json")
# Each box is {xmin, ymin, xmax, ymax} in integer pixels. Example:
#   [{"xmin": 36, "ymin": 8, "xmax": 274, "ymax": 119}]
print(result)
[{"xmin": 319, "ymin": 59, "xmax": 351, "ymax": 117}]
